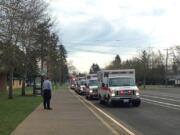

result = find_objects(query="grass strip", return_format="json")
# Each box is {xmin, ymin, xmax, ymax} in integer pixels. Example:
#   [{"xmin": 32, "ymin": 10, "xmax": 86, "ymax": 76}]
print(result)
[{"xmin": 0, "ymin": 87, "xmax": 42, "ymax": 135}]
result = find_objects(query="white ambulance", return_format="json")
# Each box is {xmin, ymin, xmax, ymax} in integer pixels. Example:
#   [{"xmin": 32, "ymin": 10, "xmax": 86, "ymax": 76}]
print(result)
[
  {"xmin": 75, "ymin": 77, "xmax": 87, "ymax": 95},
  {"xmin": 97, "ymin": 69, "xmax": 141, "ymax": 107},
  {"xmin": 85, "ymin": 74, "xmax": 98, "ymax": 99}
]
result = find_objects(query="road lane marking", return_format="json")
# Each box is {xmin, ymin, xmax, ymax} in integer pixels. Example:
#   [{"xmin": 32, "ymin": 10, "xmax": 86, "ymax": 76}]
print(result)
[
  {"xmin": 143, "ymin": 100, "xmax": 180, "ymax": 111},
  {"xmin": 142, "ymin": 93, "xmax": 180, "ymax": 100},
  {"xmin": 78, "ymin": 95, "xmax": 120, "ymax": 135},
  {"xmin": 69, "ymin": 90, "xmax": 120, "ymax": 135},
  {"xmin": 69, "ymin": 90, "xmax": 135, "ymax": 135},
  {"xmin": 142, "ymin": 98, "xmax": 180, "ymax": 111},
  {"xmin": 142, "ymin": 95, "xmax": 180, "ymax": 102},
  {"xmin": 80, "ymin": 97, "xmax": 135, "ymax": 135}
]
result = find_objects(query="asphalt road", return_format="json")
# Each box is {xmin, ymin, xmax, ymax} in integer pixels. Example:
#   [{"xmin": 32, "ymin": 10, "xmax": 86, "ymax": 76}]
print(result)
[{"xmin": 85, "ymin": 88, "xmax": 180, "ymax": 135}]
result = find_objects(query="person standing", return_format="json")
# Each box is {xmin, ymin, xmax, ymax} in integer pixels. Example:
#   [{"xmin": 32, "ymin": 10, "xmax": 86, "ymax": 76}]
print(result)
[{"xmin": 42, "ymin": 76, "xmax": 52, "ymax": 110}]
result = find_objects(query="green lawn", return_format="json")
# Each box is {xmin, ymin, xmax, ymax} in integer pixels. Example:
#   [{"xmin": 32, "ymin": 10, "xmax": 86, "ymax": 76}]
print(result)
[{"xmin": 0, "ymin": 87, "xmax": 42, "ymax": 135}]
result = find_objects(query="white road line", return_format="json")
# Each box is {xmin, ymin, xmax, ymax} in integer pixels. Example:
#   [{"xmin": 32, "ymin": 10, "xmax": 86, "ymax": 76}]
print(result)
[
  {"xmin": 142, "ymin": 93, "xmax": 180, "ymax": 100},
  {"xmin": 143, "ymin": 100, "xmax": 180, "ymax": 111},
  {"xmin": 69, "ymin": 90, "xmax": 135, "ymax": 135},
  {"xmin": 142, "ymin": 98, "xmax": 180, "ymax": 110},
  {"xmin": 78, "ymin": 95, "xmax": 120, "ymax": 135},
  {"xmin": 142, "ymin": 95, "xmax": 180, "ymax": 102},
  {"xmin": 69, "ymin": 90, "xmax": 120, "ymax": 135},
  {"xmin": 81, "ymin": 98, "xmax": 135, "ymax": 135}
]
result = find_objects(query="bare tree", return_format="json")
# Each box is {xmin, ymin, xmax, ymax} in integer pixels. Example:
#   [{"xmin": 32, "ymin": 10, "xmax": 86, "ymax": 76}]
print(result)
[
  {"xmin": 17, "ymin": 0, "xmax": 48, "ymax": 96},
  {"xmin": 172, "ymin": 46, "xmax": 180, "ymax": 74},
  {"xmin": 0, "ymin": 0, "xmax": 48, "ymax": 98},
  {"xmin": 0, "ymin": 0, "xmax": 24, "ymax": 99}
]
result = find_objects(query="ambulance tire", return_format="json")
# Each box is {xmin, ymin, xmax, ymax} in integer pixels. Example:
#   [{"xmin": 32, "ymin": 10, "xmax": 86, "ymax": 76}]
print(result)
[
  {"xmin": 107, "ymin": 96, "xmax": 114, "ymax": 107},
  {"xmin": 99, "ymin": 95, "xmax": 104, "ymax": 104},
  {"xmin": 132, "ymin": 100, "xmax": 141, "ymax": 107},
  {"xmin": 88, "ymin": 95, "xmax": 92, "ymax": 100}
]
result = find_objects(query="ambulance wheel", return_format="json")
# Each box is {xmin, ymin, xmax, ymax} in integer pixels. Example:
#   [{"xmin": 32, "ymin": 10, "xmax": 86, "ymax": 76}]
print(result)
[
  {"xmin": 132, "ymin": 100, "xmax": 141, "ymax": 107},
  {"xmin": 99, "ymin": 95, "xmax": 103, "ymax": 104},
  {"xmin": 107, "ymin": 100, "xmax": 114, "ymax": 107},
  {"xmin": 88, "ymin": 95, "xmax": 92, "ymax": 100},
  {"xmin": 107, "ymin": 96, "xmax": 114, "ymax": 107}
]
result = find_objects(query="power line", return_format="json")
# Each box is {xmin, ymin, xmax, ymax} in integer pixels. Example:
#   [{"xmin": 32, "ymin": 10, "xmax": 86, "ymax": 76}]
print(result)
[
  {"xmin": 67, "ymin": 47, "xmax": 138, "ymax": 56},
  {"xmin": 62, "ymin": 38, "xmax": 150, "ymax": 43}
]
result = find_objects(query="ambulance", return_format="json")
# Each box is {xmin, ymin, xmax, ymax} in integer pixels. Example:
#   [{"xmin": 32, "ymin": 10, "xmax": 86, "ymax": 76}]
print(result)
[
  {"xmin": 69, "ymin": 77, "xmax": 77, "ymax": 89},
  {"xmin": 97, "ymin": 69, "xmax": 141, "ymax": 107},
  {"xmin": 85, "ymin": 74, "xmax": 98, "ymax": 99},
  {"xmin": 75, "ymin": 77, "xmax": 87, "ymax": 95}
]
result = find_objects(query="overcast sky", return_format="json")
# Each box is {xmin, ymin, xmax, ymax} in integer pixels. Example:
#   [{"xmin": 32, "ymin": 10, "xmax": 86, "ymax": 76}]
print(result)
[{"xmin": 46, "ymin": 0, "xmax": 180, "ymax": 72}]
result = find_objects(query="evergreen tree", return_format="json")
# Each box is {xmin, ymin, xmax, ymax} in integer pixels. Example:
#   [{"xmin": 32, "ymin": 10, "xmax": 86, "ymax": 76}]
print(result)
[
  {"xmin": 89, "ymin": 63, "xmax": 100, "ymax": 74},
  {"xmin": 106, "ymin": 54, "xmax": 122, "ymax": 69}
]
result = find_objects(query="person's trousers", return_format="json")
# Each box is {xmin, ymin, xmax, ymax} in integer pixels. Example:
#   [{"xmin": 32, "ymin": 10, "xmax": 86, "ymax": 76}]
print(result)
[{"xmin": 43, "ymin": 90, "xmax": 51, "ymax": 109}]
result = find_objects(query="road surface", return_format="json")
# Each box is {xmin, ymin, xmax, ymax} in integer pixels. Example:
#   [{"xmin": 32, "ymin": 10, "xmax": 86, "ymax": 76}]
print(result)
[{"xmin": 80, "ymin": 88, "xmax": 180, "ymax": 135}]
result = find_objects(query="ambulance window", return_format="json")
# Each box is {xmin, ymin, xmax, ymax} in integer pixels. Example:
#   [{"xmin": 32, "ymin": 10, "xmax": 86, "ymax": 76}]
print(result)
[{"xmin": 104, "ymin": 72, "xmax": 109, "ymax": 77}]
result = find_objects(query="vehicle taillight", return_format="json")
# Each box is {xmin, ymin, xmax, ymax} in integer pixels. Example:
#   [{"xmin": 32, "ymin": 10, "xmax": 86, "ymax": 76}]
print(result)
[
  {"xmin": 128, "ymin": 90, "xmax": 132, "ymax": 95},
  {"xmin": 119, "ymin": 90, "xmax": 125, "ymax": 95}
]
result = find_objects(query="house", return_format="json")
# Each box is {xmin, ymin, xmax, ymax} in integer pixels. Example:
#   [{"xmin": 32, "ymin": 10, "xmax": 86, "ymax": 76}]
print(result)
[
  {"xmin": 12, "ymin": 78, "xmax": 24, "ymax": 89},
  {"xmin": 0, "ymin": 73, "xmax": 25, "ymax": 91},
  {"xmin": 175, "ymin": 75, "xmax": 180, "ymax": 86}
]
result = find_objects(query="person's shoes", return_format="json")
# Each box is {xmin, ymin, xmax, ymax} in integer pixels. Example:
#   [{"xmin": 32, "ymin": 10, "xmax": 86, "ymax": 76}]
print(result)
[{"xmin": 47, "ymin": 108, "xmax": 53, "ymax": 110}]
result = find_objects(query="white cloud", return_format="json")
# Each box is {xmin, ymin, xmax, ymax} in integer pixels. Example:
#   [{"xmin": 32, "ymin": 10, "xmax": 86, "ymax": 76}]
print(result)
[
  {"xmin": 67, "ymin": 52, "xmax": 114, "ymax": 72},
  {"xmin": 46, "ymin": 0, "xmax": 180, "ymax": 72}
]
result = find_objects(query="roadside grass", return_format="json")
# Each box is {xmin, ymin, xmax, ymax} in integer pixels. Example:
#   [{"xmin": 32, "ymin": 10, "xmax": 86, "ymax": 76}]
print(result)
[
  {"xmin": 0, "ymin": 87, "xmax": 42, "ymax": 135},
  {"xmin": 0, "ymin": 83, "xmax": 67, "ymax": 135}
]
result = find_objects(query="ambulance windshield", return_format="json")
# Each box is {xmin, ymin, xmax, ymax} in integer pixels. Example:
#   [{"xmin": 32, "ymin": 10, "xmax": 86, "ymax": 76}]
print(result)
[
  {"xmin": 109, "ymin": 78, "xmax": 135, "ymax": 87},
  {"xmin": 89, "ymin": 80, "xmax": 98, "ymax": 86}
]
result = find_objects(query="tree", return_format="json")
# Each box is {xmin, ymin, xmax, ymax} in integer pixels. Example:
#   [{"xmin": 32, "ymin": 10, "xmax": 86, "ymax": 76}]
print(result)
[
  {"xmin": 18, "ymin": 0, "xmax": 48, "ymax": 96},
  {"xmin": 67, "ymin": 60, "xmax": 78, "ymax": 74},
  {"xmin": 113, "ymin": 55, "xmax": 121, "ymax": 68},
  {"xmin": 0, "ymin": 0, "xmax": 25, "ymax": 98},
  {"xmin": 0, "ymin": 43, "xmax": 25, "ymax": 96},
  {"xmin": 89, "ymin": 63, "xmax": 100, "ymax": 74},
  {"xmin": 32, "ymin": 20, "xmax": 69, "ymax": 84},
  {"xmin": 106, "ymin": 54, "xmax": 122, "ymax": 69},
  {"xmin": 57, "ymin": 45, "xmax": 68, "ymax": 83},
  {"xmin": 33, "ymin": 19, "xmax": 52, "ymax": 72},
  {"xmin": 172, "ymin": 46, "xmax": 180, "ymax": 74},
  {"xmin": 0, "ymin": 0, "xmax": 62, "ymax": 98},
  {"xmin": 138, "ymin": 50, "xmax": 150, "ymax": 88},
  {"xmin": 104, "ymin": 49, "xmax": 167, "ymax": 85}
]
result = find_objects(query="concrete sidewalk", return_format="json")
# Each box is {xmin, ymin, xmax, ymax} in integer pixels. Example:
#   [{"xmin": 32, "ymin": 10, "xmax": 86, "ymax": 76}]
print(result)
[{"xmin": 11, "ymin": 88, "xmax": 115, "ymax": 135}]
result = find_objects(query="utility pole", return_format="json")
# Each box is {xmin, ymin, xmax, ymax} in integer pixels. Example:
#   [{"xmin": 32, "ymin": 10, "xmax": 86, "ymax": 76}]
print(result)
[{"xmin": 165, "ymin": 48, "xmax": 169, "ymax": 87}]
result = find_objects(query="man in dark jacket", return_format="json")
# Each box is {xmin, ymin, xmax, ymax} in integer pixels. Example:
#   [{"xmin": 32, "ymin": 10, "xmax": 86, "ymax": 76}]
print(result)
[{"xmin": 42, "ymin": 76, "xmax": 52, "ymax": 110}]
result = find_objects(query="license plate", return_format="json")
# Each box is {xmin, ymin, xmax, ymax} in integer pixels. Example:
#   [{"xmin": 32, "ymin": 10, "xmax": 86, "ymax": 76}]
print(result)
[{"xmin": 123, "ymin": 99, "xmax": 129, "ymax": 103}]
